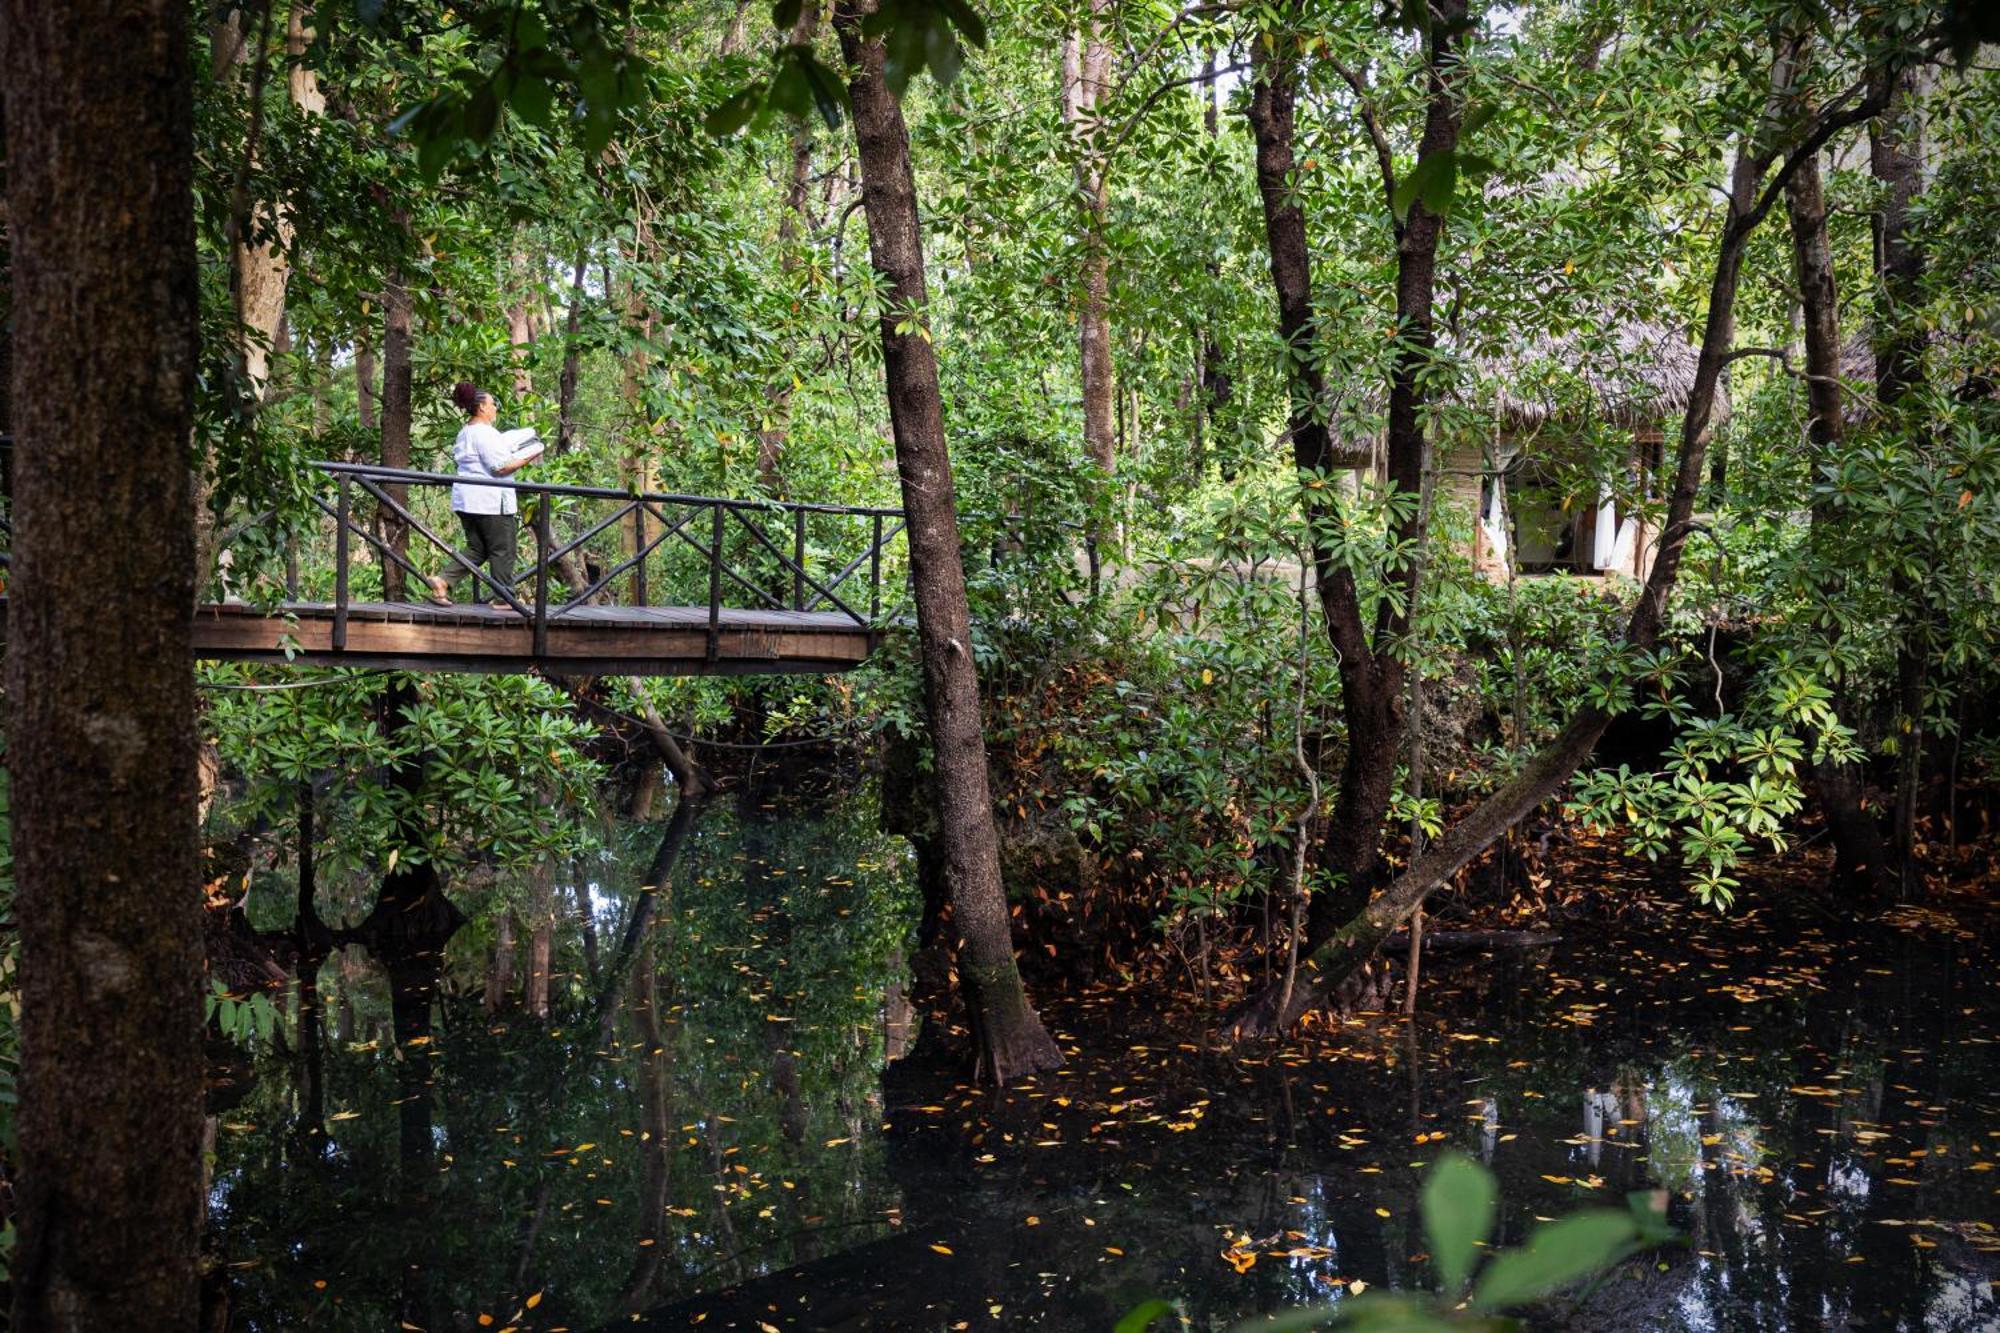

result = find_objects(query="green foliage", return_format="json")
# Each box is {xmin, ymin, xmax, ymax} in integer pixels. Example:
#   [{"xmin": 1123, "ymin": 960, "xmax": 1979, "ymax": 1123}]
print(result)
[
  {"xmin": 205, "ymin": 979, "xmax": 284, "ymax": 1048},
  {"xmin": 179, "ymin": 0, "xmax": 2000, "ymax": 959},
  {"xmin": 204, "ymin": 670, "xmax": 605, "ymax": 881},
  {"xmin": 1421, "ymin": 1152, "xmax": 1494, "ymax": 1299}
]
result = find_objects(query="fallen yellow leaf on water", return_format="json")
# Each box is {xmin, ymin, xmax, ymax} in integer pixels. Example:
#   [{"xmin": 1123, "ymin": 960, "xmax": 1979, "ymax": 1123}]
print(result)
[
  {"xmin": 328, "ymin": 1111, "xmax": 360, "ymax": 1122},
  {"xmin": 825, "ymin": 1137, "xmax": 851, "ymax": 1147},
  {"xmin": 930, "ymin": 1243, "xmax": 955, "ymax": 1256},
  {"xmin": 1374, "ymin": 1207, "xmax": 1391, "ymax": 1218}
]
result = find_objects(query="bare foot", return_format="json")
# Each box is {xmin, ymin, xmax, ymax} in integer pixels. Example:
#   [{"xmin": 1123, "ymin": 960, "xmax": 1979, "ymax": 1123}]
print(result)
[{"xmin": 424, "ymin": 577, "xmax": 451, "ymax": 606}]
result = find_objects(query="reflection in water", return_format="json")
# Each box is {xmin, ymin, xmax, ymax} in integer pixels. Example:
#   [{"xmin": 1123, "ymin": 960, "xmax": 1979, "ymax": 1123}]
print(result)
[
  {"xmin": 208, "ymin": 796, "xmax": 2000, "ymax": 1332},
  {"xmin": 209, "ymin": 790, "xmax": 916, "ymax": 1330}
]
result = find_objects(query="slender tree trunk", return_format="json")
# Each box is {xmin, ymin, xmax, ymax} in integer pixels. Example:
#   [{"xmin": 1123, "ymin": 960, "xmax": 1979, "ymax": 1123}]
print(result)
[
  {"xmin": 627, "ymin": 685, "xmax": 713, "ymax": 796},
  {"xmin": 1225, "ymin": 30, "xmax": 1899, "ymax": 1037},
  {"xmin": 617, "ymin": 223, "xmax": 659, "ymax": 584},
  {"xmin": 484, "ymin": 913, "xmax": 517, "ymax": 1012},
  {"xmin": 222, "ymin": 0, "xmax": 276, "ymax": 394},
  {"xmin": 3, "ymin": 0, "xmax": 205, "ymax": 1323},
  {"xmin": 231, "ymin": 0, "xmax": 324, "ymax": 398},
  {"xmin": 354, "ymin": 332, "xmax": 377, "ymax": 433},
  {"xmin": 836, "ymin": 3, "xmax": 1060, "ymax": 1081},
  {"xmin": 379, "ymin": 271, "xmax": 413, "ymax": 601},
  {"xmin": 719, "ymin": 0, "xmax": 754, "ymax": 56},
  {"xmin": 1062, "ymin": 8, "xmax": 1116, "ymax": 480},
  {"xmin": 1785, "ymin": 142, "xmax": 1894, "ymax": 898},
  {"xmin": 557, "ymin": 248, "xmax": 587, "ymax": 452},
  {"xmin": 1871, "ymin": 67, "xmax": 1928, "ymax": 897},
  {"xmin": 613, "ymin": 935, "xmax": 674, "ymax": 1312},
  {"xmin": 1195, "ymin": 51, "xmax": 1228, "ymax": 475},
  {"xmin": 507, "ymin": 248, "xmax": 535, "ymax": 396},
  {"xmin": 756, "ymin": 2, "xmax": 822, "ymax": 496},
  {"xmin": 524, "ymin": 861, "xmax": 554, "ymax": 1020}
]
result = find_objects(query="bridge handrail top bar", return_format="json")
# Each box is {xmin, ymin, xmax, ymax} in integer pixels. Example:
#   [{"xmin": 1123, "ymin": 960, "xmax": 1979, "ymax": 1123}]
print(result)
[{"xmin": 312, "ymin": 460, "xmax": 905, "ymax": 519}]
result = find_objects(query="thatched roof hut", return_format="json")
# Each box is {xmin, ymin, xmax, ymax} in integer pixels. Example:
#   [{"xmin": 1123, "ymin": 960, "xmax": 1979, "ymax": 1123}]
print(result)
[
  {"xmin": 1468, "ymin": 319, "xmax": 1728, "ymax": 435},
  {"xmin": 1326, "ymin": 316, "xmax": 1728, "ymax": 471},
  {"xmin": 1439, "ymin": 316, "xmax": 1724, "ymax": 584}
]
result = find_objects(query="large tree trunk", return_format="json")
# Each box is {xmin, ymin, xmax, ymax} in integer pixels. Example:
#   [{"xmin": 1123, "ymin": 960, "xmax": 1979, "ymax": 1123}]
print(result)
[
  {"xmin": 3, "ymin": 0, "xmax": 206, "ymax": 1324},
  {"xmin": 1061, "ymin": 7, "xmax": 1116, "ymax": 481},
  {"xmin": 835, "ymin": 3, "xmax": 1061, "ymax": 1082},
  {"xmin": 1785, "ymin": 142, "xmax": 1894, "ymax": 899},
  {"xmin": 1225, "ymin": 30, "xmax": 1902, "ymax": 1038},
  {"xmin": 1, "ymin": 85, "xmax": 11, "ymax": 445},
  {"xmin": 379, "ymin": 271, "xmax": 414, "ymax": 601},
  {"xmin": 1870, "ymin": 68, "xmax": 1928, "ymax": 897}
]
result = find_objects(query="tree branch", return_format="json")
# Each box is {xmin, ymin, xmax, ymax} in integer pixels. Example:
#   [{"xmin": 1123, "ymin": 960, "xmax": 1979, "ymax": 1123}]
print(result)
[
  {"xmin": 1329, "ymin": 59, "xmax": 1398, "ymax": 224},
  {"xmin": 1104, "ymin": 60, "xmax": 1251, "ymax": 163}
]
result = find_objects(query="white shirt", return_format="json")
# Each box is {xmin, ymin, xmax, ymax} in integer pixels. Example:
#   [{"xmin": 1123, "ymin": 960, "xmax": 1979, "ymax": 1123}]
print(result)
[{"xmin": 451, "ymin": 422, "xmax": 541, "ymax": 514}]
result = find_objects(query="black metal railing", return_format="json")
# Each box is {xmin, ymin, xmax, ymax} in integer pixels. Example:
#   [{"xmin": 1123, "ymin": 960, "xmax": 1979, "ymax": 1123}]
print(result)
[{"xmin": 219, "ymin": 461, "xmax": 907, "ymax": 661}]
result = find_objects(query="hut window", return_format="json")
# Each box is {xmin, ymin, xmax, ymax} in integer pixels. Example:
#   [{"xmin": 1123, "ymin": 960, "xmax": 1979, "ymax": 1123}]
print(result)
[{"xmin": 1508, "ymin": 462, "xmax": 1592, "ymax": 574}]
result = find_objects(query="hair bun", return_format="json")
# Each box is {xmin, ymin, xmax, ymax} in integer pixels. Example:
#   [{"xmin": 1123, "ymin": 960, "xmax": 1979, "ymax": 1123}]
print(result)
[{"xmin": 451, "ymin": 381, "xmax": 481, "ymax": 414}]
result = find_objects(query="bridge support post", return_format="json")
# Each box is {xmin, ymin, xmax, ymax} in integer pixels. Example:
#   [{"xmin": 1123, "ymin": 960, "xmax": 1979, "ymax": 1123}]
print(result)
[
  {"xmin": 869, "ymin": 512, "xmax": 883, "ymax": 624},
  {"xmin": 333, "ymin": 474, "xmax": 349, "ymax": 652},
  {"xmin": 706, "ymin": 504, "xmax": 723, "ymax": 663},
  {"xmin": 633, "ymin": 501, "xmax": 648, "ymax": 606},
  {"xmin": 793, "ymin": 508, "xmax": 806, "ymax": 611},
  {"xmin": 532, "ymin": 497, "xmax": 550, "ymax": 660}
]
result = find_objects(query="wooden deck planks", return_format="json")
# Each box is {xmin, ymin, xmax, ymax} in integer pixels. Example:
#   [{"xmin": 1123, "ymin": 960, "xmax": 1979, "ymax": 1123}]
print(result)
[{"xmin": 185, "ymin": 600, "xmax": 877, "ymax": 676}]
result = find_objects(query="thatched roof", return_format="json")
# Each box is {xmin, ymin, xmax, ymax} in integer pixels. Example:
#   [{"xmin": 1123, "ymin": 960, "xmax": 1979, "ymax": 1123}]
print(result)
[
  {"xmin": 1469, "ymin": 319, "xmax": 1728, "ymax": 433},
  {"xmin": 1318, "ymin": 317, "xmax": 1729, "ymax": 470}
]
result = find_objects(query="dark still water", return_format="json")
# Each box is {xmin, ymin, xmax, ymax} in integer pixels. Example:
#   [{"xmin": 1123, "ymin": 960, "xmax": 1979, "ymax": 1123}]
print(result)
[{"xmin": 207, "ymin": 794, "xmax": 2000, "ymax": 1331}]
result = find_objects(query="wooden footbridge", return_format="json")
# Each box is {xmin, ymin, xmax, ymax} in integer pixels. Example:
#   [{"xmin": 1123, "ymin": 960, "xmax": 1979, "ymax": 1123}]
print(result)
[{"xmin": 10, "ymin": 459, "xmax": 906, "ymax": 676}]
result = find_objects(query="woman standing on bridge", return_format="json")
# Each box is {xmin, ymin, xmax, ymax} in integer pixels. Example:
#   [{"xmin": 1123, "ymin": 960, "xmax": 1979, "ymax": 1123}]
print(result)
[{"xmin": 426, "ymin": 382, "xmax": 543, "ymax": 609}]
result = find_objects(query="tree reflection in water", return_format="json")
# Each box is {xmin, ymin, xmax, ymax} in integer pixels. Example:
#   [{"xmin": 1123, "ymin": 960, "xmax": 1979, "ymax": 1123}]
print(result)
[
  {"xmin": 207, "ymin": 788, "xmax": 917, "ymax": 1330},
  {"xmin": 206, "ymin": 795, "xmax": 2000, "ymax": 1332}
]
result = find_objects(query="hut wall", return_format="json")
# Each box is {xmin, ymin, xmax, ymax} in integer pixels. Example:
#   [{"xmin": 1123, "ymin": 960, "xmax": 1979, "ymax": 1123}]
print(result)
[{"xmin": 1437, "ymin": 438, "xmax": 1512, "ymax": 581}]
